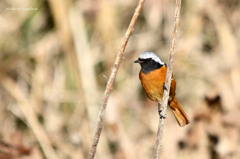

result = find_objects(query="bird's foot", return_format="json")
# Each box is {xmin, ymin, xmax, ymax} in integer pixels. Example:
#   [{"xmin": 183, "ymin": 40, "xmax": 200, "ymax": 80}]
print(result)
[
  {"xmin": 158, "ymin": 109, "xmax": 166, "ymax": 119},
  {"xmin": 163, "ymin": 83, "xmax": 168, "ymax": 91}
]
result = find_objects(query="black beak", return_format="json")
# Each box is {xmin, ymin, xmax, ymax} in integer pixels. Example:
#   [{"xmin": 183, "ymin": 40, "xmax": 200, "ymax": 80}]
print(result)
[
  {"xmin": 134, "ymin": 59, "xmax": 139, "ymax": 63},
  {"xmin": 134, "ymin": 59, "xmax": 142, "ymax": 63}
]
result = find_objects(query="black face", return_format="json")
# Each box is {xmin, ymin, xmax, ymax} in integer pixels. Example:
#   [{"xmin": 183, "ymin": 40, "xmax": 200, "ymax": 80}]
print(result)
[{"xmin": 134, "ymin": 58, "xmax": 163, "ymax": 74}]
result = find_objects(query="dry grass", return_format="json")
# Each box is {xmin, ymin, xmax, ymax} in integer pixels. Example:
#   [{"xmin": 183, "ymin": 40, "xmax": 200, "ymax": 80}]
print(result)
[{"xmin": 0, "ymin": 0, "xmax": 240, "ymax": 159}]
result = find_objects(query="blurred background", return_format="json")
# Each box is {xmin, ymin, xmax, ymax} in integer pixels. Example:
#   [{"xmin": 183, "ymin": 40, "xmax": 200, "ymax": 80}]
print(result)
[{"xmin": 0, "ymin": 0, "xmax": 240, "ymax": 159}]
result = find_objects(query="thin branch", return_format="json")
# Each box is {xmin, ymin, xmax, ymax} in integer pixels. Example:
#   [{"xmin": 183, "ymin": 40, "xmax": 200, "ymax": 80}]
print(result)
[
  {"xmin": 153, "ymin": 0, "xmax": 182, "ymax": 159},
  {"xmin": 1, "ymin": 77, "xmax": 59, "ymax": 159},
  {"xmin": 88, "ymin": 0, "xmax": 145, "ymax": 158}
]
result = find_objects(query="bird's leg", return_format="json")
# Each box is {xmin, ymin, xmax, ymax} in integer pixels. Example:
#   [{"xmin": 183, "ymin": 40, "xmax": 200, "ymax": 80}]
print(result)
[
  {"xmin": 163, "ymin": 82, "xmax": 168, "ymax": 91},
  {"xmin": 158, "ymin": 103, "xmax": 166, "ymax": 119}
]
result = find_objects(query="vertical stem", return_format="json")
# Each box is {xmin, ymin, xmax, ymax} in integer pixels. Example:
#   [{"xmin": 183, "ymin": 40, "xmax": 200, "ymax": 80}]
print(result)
[
  {"xmin": 88, "ymin": 0, "xmax": 145, "ymax": 158},
  {"xmin": 153, "ymin": 0, "xmax": 182, "ymax": 158}
]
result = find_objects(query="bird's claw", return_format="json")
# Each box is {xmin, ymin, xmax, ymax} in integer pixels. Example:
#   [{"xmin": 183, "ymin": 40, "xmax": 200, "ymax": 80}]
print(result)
[
  {"xmin": 158, "ymin": 109, "xmax": 166, "ymax": 119},
  {"xmin": 163, "ymin": 83, "xmax": 168, "ymax": 91}
]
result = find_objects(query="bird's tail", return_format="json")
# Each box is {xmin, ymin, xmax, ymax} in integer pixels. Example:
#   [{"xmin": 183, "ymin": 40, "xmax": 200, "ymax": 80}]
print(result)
[{"xmin": 169, "ymin": 96, "xmax": 190, "ymax": 127}]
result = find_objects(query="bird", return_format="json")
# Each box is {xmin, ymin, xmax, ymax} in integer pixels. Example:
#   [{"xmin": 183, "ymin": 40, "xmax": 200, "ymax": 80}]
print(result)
[{"xmin": 134, "ymin": 51, "xmax": 190, "ymax": 127}]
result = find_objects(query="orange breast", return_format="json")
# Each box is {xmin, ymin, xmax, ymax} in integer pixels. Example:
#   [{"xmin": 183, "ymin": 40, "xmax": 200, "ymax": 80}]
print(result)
[{"xmin": 139, "ymin": 66, "xmax": 176, "ymax": 102}]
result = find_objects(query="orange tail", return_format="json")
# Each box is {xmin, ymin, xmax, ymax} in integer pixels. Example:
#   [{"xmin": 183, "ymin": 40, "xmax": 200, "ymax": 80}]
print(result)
[{"xmin": 169, "ymin": 96, "xmax": 190, "ymax": 127}]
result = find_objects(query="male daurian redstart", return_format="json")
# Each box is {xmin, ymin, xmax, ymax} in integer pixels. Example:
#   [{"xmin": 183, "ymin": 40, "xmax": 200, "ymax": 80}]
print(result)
[{"xmin": 134, "ymin": 51, "xmax": 190, "ymax": 127}]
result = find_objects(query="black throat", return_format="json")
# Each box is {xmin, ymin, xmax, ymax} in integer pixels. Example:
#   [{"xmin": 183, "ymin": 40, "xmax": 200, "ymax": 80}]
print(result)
[{"xmin": 140, "ymin": 59, "xmax": 164, "ymax": 74}]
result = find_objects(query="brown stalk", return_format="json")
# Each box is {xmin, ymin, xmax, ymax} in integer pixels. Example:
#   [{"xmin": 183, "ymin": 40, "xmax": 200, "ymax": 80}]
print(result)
[
  {"xmin": 1, "ymin": 77, "xmax": 59, "ymax": 159},
  {"xmin": 88, "ymin": 0, "xmax": 145, "ymax": 158},
  {"xmin": 153, "ymin": 0, "xmax": 182, "ymax": 159}
]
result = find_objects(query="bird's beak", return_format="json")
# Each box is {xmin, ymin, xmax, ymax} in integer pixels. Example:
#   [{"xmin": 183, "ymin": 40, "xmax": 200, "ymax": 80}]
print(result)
[{"xmin": 134, "ymin": 59, "xmax": 142, "ymax": 63}]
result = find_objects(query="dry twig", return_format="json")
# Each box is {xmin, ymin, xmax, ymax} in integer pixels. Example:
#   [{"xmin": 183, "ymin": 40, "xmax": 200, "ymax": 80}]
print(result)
[
  {"xmin": 1, "ymin": 77, "xmax": 59, "ymax": 159},
  {"xmin": 88, "ymin": 0, "xmax": 145, "ymax": 158},
  {"xmin": 153, "ymin": 0, "xmax": 182, "ymax": 158}
]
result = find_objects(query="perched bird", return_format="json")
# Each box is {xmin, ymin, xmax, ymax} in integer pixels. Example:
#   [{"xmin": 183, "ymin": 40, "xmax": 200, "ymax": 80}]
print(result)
[{"xmin": 134, "ymin": 51, "xmax": 190, "ymax": 127}]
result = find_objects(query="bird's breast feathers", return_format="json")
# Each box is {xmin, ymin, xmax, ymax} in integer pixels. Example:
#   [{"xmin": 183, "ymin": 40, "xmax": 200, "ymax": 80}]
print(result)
[{"xmin": 139, "ymin": 66, "xmax": 167, "ymax": 102}]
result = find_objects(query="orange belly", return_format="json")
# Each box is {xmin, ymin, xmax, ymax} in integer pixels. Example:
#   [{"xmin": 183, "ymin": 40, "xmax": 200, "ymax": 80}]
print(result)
[
  {"xmin": 139, "ymin": 66, "xmax": 190, "ymax": 127},
  {"xmin": 139, "ymin": 66, "xmax": 176, "ymax": 102}
]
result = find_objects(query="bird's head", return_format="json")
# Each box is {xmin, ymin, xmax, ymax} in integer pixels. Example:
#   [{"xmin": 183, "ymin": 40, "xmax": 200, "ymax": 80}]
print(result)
[{"xmin": 134, "ymin": 51, "xmax": 165, "ymax": 74}]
